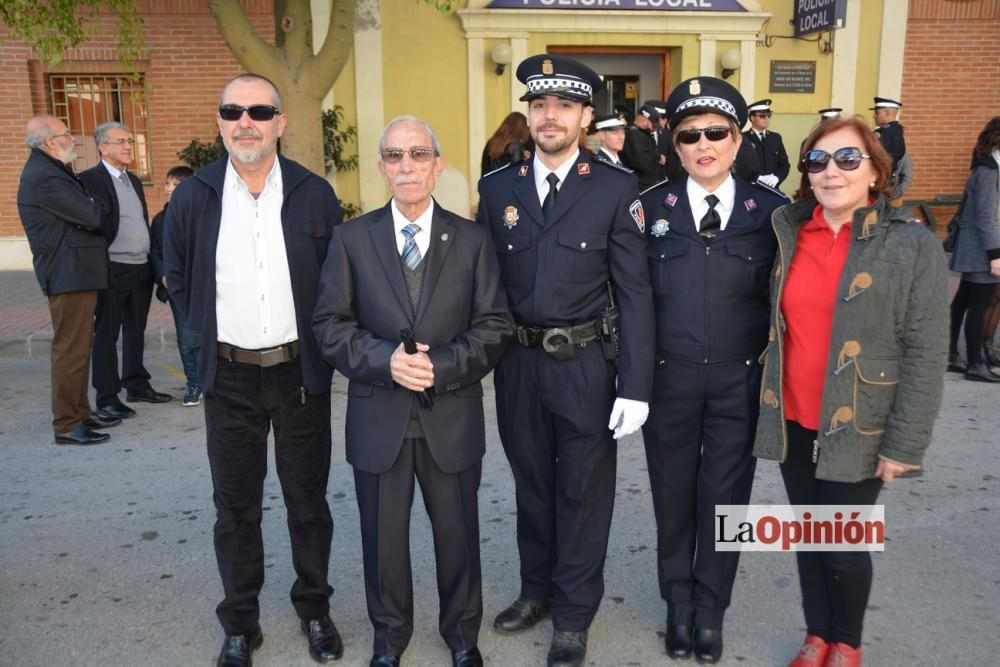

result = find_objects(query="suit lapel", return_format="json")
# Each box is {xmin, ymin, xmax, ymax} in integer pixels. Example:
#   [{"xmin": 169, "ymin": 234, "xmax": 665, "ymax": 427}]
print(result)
[
  {"xmin": 512, "ymin": 163, "xmax": 545, "ymax": 228},
  {"xmin": 413, "ymin": 203, "xmax": 454, "ymax": 327},
  {"xmin": 666, "ymin": 185, "xmax": 701, "ymax": 242},
  {"xmin": 717, "ymin": 181, "xmax": 760, "ymax": 238},
  {"xmin": 545, "ymin": 158, "xmax": 591, "ymax": 228},
  {"xmin": 369, "ymin": 204, "xmax": 413, "ymax": 319}
]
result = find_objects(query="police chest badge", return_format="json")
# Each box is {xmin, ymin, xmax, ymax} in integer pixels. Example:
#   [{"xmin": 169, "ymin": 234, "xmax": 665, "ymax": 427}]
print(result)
[
  {"xmin": 651, "ymin": 219, "xmax": 669, "ymax": 237},
  {"xmin": 664, "ymin": 193, "xmax": 678, "ymax": 207},
  {"xmin": 744, "ymin": 198, "xmax": 758, "ymax": 212},
  {"xmin": 503, "ymin": 205, "xmax": 519, "ymax": 229},
  {"xmin": 629, "ymin": 200, "xmax": 645, "ymax": 233}
]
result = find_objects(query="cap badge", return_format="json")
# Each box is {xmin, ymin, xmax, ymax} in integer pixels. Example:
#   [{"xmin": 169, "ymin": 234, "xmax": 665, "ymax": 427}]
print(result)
[
  {"xmin": 503, "ymin": 205, "xmax": 519, "ymax": 229},
  {"xmin": 664, "ymin": 193, "xmax": 678, "ymax": 207},
  {"xmin": 518, "ymin": 164, "xmax": 529, "ymax": 177},
  {"xmin": 629, "ymin": 200, "xmax": 645, "ymax": 233},
  {"xmin": 577, "ymin": 162, "xmax": 590, "ymax": 175},
  {"xmin": 651, "ymin": 219, "xmax": 670, "ymax": 237},
  {"xmin": 689, "ymin": 79, "xmax": 701, "ymax": 95},
  {"xmin": 542, "ymin": 59, "xmax": 554, "ymax": 75},
  {"xmin": 744, "ymin": 198, "xmax": 758, "ymax": 212}
]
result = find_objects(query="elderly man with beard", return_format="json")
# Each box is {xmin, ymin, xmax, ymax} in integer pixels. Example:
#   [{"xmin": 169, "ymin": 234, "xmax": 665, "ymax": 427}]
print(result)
[{"xmin": 163, "ymin": 74, "xmax": 345, "ymax": 667}]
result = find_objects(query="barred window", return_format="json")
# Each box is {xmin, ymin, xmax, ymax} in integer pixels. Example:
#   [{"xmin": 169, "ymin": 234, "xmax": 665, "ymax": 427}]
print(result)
[{"xmin": 48, "ymin": 74, "xmax": 151, "ymax": 182}]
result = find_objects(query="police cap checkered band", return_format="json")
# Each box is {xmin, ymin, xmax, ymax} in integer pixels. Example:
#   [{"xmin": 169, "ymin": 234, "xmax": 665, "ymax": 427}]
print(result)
[
  {"xmin": 676, "ymin": 97, "xmax": 737, "ymax": 121},
  {"xmin": 522, "ymin": 76, "xmax": 592, "ymax": 100},
  {"xmin": 516, "ymin": 54, "xmax": 603, "ymax": 103},
  {"xmin": 665, "ymin": 76, "xmax": 748, "ymax": 128}
]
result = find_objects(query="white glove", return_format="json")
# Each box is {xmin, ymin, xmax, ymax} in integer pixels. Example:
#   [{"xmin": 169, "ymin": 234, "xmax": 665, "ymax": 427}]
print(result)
[
  {"xmin": 758, "ymin": 174, "xmax": 779, "ymax": 188},
  {"xmin": 607, "ymin": 398, "xmax": 649, "ymax": 440}
]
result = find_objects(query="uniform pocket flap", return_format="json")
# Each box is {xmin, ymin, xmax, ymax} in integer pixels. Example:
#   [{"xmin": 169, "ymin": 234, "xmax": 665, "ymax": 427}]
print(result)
[
  {"xmin": 496, "ymin": 234, "xmax": 531, "ymax": 255},
  {"xmin": 647, "ymin": 237, "xmax": 688, "ymax": 261},
  {"xmin": 557, "ymin": 231, "xmax": 607, "ymax": 253},
  {"xmin": 725, "ymin": 240, "xmax": 757, "ymax": 263}
]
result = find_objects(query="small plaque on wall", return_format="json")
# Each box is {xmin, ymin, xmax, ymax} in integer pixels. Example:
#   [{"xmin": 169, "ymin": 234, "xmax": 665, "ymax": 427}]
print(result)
[{"xmin": 769, "ymin": 61, "xmax": 816, "ymax": 93}]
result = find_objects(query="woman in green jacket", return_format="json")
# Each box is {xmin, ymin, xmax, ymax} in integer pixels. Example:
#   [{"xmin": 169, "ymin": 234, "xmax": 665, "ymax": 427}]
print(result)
[{"xmin": 753, "ymin": 116, "xmax": 948, "ymax": 667}]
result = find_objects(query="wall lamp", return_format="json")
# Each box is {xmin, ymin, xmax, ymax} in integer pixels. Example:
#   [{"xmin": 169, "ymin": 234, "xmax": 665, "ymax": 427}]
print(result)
[
  {"xmin": 491, "ymin": 43, "xmax": 513, "ymax": 76},
  {"xmin": 720, "ymin": 48, "xmax": 742, "ymax": 79}
]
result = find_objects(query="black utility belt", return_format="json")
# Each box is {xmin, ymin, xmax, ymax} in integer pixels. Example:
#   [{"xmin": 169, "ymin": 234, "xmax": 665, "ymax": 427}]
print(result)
[
  {"xmin": 218, "ymin": 340, "xmax": 299, "ymax": 367},
  {"xmin": 515, "ymin": 320, "xmax": 600, "ymax": 360}
]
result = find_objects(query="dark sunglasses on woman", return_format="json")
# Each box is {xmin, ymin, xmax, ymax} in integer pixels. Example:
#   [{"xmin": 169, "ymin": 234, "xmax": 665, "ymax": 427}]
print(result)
[
  {"xmin": 802, "ymin": 147, "xmax": 871, "ymax": 173},
  {"xmin": 218, "ymin": 104, "xmax": 281, "ymax": 122},
  {"xmin": 676, "ymin": 126, "xmax": 731, "ymax": 145}
]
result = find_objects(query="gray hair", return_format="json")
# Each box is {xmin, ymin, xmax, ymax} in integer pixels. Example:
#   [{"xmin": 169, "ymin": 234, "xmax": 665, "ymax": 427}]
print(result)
[
  {"xmin": 221, "ymin": 74, "xmax": 283, "ymax": 109},
  {"xmin": 95, "ymin": 121, "xmax": 129, "ymax": 146},
  {"xmin": 378, "ymin": 115, "xmax": 441, "ymax": 156},
  {"xmin": 25, "ymin": 123, "xmax": 53, "ymax": 150}
]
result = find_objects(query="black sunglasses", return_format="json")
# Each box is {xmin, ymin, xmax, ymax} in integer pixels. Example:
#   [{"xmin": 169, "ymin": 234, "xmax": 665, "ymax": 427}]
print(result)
[
  {"xmin": 380, "ymin": 147, "xmax": 437, "ymax": 164},
  {"xmin": 218, "ymin": 104, "xmax": 281, "ymax": 122},
  {"xmin": 802, "ymin": 147, "xmax": 871, "ymax": 173},
  {"xmin": 676, "ymin": 126, "xmax": 732, "ymax": 145}
]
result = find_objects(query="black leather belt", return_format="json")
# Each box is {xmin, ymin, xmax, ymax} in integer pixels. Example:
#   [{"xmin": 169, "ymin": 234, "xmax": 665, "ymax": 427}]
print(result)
[
  {"xmin": 218, "ymin": 341, "xmax": 300, "ymax": 367},
  {"xmin": 515, "ymin": 320, "xmax": 600, "ymax": 350}
]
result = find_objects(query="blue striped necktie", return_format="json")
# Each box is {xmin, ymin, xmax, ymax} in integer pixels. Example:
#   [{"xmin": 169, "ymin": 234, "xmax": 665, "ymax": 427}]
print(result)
[{"xmin": 401, "ymin": 223, "xmax": 422, "ymax": 270}]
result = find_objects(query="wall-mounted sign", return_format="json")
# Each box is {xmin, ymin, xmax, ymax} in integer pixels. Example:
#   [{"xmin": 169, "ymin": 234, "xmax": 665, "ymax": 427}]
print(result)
[
  {"xmin": 624, "ymin": 82, "xmax": 638, "ymax": 99},
  {"xmin": 487, "ymin": 0, "xmax": 747, "ymax": 11},
  {"xmin": 769, "ymin": 61, "xmax": 816, "ymax": 93},
  {"xmin": 794, "ymin": 0, "xmax": 847, "ymax": 37}
]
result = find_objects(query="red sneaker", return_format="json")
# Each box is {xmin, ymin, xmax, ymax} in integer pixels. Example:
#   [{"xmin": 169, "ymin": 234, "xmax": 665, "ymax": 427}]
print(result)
[
  {"xmin": 824, "ymin": 642, "xmax": 863, "ymax": 667},
  {"xmin": 788, "ymin": 634, "xmax": 829, "ymax": 667}
]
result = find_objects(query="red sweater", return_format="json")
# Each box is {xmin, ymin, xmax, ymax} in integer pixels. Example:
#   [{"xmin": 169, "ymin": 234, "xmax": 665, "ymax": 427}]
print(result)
[{"xmin": 781, "ymin": 205, "xmax": 852, "ymax": 431}]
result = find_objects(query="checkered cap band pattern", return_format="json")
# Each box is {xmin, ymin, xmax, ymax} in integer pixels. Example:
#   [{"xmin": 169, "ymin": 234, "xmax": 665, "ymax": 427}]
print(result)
[
  {"xmin": 525, "ymin": 76, "xmax": 593, "ymax": 98},
  {"xmin": 676, "ymin": 96, "xmax": 737, "ymax": 121}
]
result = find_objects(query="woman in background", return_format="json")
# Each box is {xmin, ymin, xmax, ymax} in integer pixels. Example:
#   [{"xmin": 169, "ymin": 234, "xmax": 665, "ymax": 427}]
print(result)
[{"xmin": 480, "ymin": 111, "xmax": 531, "ymax": 175}]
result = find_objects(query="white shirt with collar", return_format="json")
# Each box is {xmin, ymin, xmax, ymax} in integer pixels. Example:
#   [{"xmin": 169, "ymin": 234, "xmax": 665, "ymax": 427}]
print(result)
[
  {"xmin": 215, "ymin": 157, "xmax": 297, "ymax": 350},
  {"xmin": 101, "ymin": 159, "xmax": 127, "ymax": 181},
  {"xmin": 533, "ymin": 149, "xmax": 579, "ymax": 207},
  {"xmin": 599, "ymin": 147, "xmax": 622, "ymax": 166},
  {"xmin": 390, "ymin": 197, "xmax": 434, "ymax": 259},
  {"xmin": 687, "ymin": 175, "xmax": 736, "ymax": 232}
]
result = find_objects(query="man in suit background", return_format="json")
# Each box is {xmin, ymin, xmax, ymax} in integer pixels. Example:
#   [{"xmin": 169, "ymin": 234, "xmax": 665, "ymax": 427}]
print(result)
[
  {"xmin": 79, "ymin": 122, "xmax": 171, "ymax": 420},
  {"xmin": 16, "ymin": 115, "xmax": 118, "ymax": 445},
  {"xmin": 313, "ymin": 115, "xmax": 513, "ymax": 667}
]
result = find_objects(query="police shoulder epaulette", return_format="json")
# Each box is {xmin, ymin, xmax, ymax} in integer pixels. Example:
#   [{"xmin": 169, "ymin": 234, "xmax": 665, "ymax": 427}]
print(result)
[
  {"xmin": 752, "ymin": 180, "xmax": 790, "ymax": 201},
  {"xmin": 639, "ymin": 178, "xmax": 671, "ymax": 197},
  {"xmin": 480, "ymin": 162, "xmax": 515, "ymax": 179},
  {"xmin": 593, "ymin": 158, "xmax": 633, "ymax": 174}
]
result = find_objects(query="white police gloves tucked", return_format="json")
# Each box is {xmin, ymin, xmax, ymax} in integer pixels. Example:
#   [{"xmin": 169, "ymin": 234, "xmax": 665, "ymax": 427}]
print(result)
[
  {"xmin": 608, "ymin": 397, "xmax": 649, "ymax": 440},
  {"xmin": 758, "ymin": 174, "xmax": 779, "ymax": 188}
]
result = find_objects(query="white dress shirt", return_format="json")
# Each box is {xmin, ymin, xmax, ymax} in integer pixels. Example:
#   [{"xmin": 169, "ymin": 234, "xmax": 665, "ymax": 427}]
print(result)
[
  {"xmin": 599, "ymin": 147, "xmax": 622, "ymax": 166},
  {"xmin": 533, "ymin": 149, "xmax": 579, "ymax": 208},
  {"xmin": 390, "ymin": 198, "xmax": 434, "ymax": 259},
  {"xmin": 687, "ymin": 175, "xmax": 736, "ymax": 232},
  {"xmin": 215, "ymin": 158, "xmax": 297, "ymax": 349}
]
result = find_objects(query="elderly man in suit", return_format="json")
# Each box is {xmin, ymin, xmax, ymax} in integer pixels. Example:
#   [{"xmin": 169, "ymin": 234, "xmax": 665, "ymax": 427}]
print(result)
[
  {"xmin": 79, "ymin": 122, "xmax": 171, "ymax": 419},
  {"xmin": 313, "ymin": 115, "xmax": 513, "ymax": 667},
  {"xmin": 16, "ymin": 115, "xmax": 117, "ymax": 444}
]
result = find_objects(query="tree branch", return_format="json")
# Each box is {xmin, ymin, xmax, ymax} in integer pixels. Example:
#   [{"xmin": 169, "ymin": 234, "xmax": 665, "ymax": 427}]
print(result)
[
  {"xmin": 309, "ymin": 0, "xmax": 356, "ymax": 95},
  {"xmin": 208, "ymin": 0, "xmax": 282, "ymax": 79}
]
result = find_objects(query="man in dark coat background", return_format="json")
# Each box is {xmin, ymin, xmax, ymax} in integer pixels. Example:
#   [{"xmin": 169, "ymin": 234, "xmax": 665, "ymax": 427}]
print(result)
[{"xmin": 16, "ymin": 115, "xmax": 117, "ymax": 445}]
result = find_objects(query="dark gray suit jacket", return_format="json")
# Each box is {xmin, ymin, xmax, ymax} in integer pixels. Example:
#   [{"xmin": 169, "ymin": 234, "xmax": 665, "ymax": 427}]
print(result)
[
  {"xmin": 312, "ymin": 200, "xmax": 513, "ymax": 474},
  {"xmin": 78, "ymin": 162, "xmax": 149, "ymax": 246}
]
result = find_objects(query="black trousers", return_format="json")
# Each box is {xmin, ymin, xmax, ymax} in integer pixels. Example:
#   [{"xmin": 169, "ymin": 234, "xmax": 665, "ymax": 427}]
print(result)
[
  {"xmin": 354, "ymin": 439, "xmax": 482, "ymax": 656},
  {"xmin": 204, "ymin": 356, "xmax": 333, "ymax": 636},
  {"xmin": 641, "ymin": 357, "xmax": 761, "ymax": 630},
  {"xmin": 780, "ymin": 420, "xmax": 883, "ymax": 648},
  {"xmin": 949, "ymin": 278, "xmax": 997, "ymax": 366},
  {"xmin": 92, "ymin": 261, "xmax": 153, "ymax": 406},
  {"xmin": 494, "ymin": 342, "xmax": 617, "ymax": 632}
]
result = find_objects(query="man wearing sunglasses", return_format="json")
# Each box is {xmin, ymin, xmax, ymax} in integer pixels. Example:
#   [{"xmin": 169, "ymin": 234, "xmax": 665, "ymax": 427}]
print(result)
[
  {"xmin": 80, "ymin": 122, "xmax": 173, "ymax": 419},
  {"xmin": 163, "ymin": 74, "xmax": 345, "ymax": 667},
  {"xmin": 477, "ymin": 54, "xmax": 653, "ymax": 667},
  {"xmin": 638, "ymin": 77, "xmax": 788, "ymax": 665},
  {"xmin": 740, "ymin": 99, "xmax": 790, "ymax": 190}
]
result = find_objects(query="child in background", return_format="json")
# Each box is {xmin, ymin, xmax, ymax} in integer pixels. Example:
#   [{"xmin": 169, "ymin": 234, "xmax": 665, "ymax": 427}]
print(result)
[{"xmin": 149, "ymin": 166, "xmax": 200, "ymax": 405}]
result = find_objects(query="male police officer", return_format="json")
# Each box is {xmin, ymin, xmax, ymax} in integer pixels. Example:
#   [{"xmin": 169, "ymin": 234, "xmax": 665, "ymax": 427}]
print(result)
[
  {"xmin": 740, "ymin": 99, "xmax": 790, "ymax": 189},
  {"xmin": 621, "ymin": 103, "xmax": 661, "ymax": 191},
  {"xmin": 477, "ymin": 54, "xmax": 653, "ymax": 667},
  {"xmin": 871, "ymin": 96, "xmax": 906, "ymax": 175},
  {"xmin": 592, "ymin": 114, "xmax": 627, "ymax": 167}
]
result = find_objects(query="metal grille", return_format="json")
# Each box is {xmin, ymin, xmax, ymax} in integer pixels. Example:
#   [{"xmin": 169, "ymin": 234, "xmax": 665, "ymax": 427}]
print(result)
[{"xmin": 48, "ymin": 74, "xmax": 151, "ymax": 182}]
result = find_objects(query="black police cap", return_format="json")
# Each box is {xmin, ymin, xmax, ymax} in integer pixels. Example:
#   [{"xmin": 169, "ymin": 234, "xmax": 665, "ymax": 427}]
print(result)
[
  {"xmin": 664, "ymin": 77, "xmax": 748, "ymax": 129},
  {"xmin": 517, "ymin": 54, "xmax": 603, "ymax": 104}
]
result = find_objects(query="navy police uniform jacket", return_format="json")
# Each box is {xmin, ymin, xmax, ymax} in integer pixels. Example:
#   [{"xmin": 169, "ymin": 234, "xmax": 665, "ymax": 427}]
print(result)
[
  {"xmin": 742, "ymin": 130, "xmax": 790, "ymax": 185},
  {"xmin": 641, "ymin": 176, "xmax": 787, "ymax": 364},
  {"xmin": 621, "ymin": 126, "xmax": 660, "ymax": 191},
  {"xmin": 875, "ymin": 121, "xmax": 906, "ymax": 172},
  {"xmin": 477, "ymin": 154, "xmax": 654, "ymax": 402}
]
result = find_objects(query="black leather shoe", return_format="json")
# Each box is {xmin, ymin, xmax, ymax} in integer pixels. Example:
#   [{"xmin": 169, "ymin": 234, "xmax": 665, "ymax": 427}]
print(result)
[
  {"xmin": 217, "ymin": 628, "xmax": 263, "ymax": 667},
  {"xmin": 965, "ymin": 363, "xmax": 1000, "ymax": 383},
  {"xmin": 946, "ymin": 353, "xmax": 965, "ymax": 373},
  {"xmin": 493, "ymin": 597, "xmax": 551, "ymax": 634},
  {"xmin": 547, "ymin": 630, "xmax": 587, "ymax": 667},
  {"xmin": 54, "ymin": 426, "xmax": 110, "ymax": 445},
  {"xmin": 126, "ymin": 387, "xmax": 173, "ymax": 403},
  {"xmin": 368, "ymin": 656, "xmax": 400, "ymax": 667},
  {"xmin": 84, "ymin": 413, "xmax": 121, "ymax": 429},
  {"xmin": 693, "ymin": 628, "xmax": 723, "ymax": 665},
  {"xmin": 666, "ymin": 623, "xmax": 693, "ymax": 659},
  {"xmin": 301, "ymin": 615, "xmax": 344, "ymax": 662},
  {"xmin": 96, "ymin": 402, "xmax": 137, "ymax": 419},
  {"xmin": 453, "ymin": 647, "xmax": 483, "ymax": 667}
]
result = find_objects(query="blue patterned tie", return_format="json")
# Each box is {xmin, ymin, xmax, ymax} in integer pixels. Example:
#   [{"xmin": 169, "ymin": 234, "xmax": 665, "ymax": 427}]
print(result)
[{"xmin": 401, "ymin": 223, "xmax": 422, "ymax": 270}]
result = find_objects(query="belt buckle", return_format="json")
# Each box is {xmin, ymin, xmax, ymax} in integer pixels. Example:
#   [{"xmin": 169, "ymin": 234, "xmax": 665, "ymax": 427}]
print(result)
[
  {"xmin": 258, "ymin": 346, "xmax": 285, "ymax": 367},
  {"xmin": 542, "ymin": 327, "xmax": 575, "ymax": 360}
]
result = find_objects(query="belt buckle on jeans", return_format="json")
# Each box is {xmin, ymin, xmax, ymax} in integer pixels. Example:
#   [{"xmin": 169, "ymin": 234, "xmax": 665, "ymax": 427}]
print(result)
[{"xmin": 542, "ymin": 328, "xmax": 575, "ymax": 360}]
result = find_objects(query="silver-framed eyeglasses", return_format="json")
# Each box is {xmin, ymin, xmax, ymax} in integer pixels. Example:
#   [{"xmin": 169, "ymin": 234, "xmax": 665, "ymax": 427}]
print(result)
[{"xmin": 380, "ymin": 147, "xmax": 437, "ymax": 163}]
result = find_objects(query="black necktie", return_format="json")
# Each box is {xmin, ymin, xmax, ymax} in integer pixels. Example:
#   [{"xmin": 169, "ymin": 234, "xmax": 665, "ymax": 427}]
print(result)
[
  {"xmin": 543, "ymin": 172, "xmax": 559, "ymax": 222},
  {"xmin": 700, "ymin": 194, "xmax": 721, "ymax": 238}
]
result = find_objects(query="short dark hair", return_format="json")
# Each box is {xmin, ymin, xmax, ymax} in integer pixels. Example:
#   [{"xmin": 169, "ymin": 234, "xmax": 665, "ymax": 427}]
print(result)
[
  {"xmin": 795, "ymin": 116, "xmax": 893, "ymax": 201},
  {"xmin": 972, "ymin": 116, "xmax": 1000, "ymax": 159},
  {"xmin": 166, "ymin": 165, "xmax": 194, "ymax": 182}
]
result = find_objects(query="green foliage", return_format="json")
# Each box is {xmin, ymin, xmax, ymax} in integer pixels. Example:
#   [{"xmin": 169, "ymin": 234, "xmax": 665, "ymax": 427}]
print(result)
[
  {"xmin": 176, "ymin": 136, "xmax": 226, "ymax": 172},
  {"xmin": 0, "ymin": 0, "xmax": 144, "ymax": 68}
]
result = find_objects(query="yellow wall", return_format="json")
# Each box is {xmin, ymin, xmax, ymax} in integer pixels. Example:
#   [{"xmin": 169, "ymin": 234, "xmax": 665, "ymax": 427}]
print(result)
[
  {"xmin": 332, "ymin": 47, "xmax": 361, "ymax": 214},
  {"xmin": 855, "ymin": 0, "xmax": 884, "ymax": 116}
]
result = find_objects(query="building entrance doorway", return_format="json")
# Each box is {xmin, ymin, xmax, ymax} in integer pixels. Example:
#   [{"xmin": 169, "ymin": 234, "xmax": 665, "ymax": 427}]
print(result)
[{"xmin": 548, "ymin": 48, "xmax": 673, "ymax": 120}]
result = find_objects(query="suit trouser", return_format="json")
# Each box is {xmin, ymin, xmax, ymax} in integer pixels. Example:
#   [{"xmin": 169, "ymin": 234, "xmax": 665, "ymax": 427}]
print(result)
[
  {"xmin": 93, "ymin": 261, "xmax": 153, "ymax": 406},
  {"xmin": 204, "ymin": 356, "xmax": 333, "ymax": 636},
  {"xmin": 641, "ymin": 356, "xmax": 761, "ymax": 630},
  {"xmin": 47, "ymin": 291, "xmax": 97, "ymax": 432},
  {"xmin": 494, "ymin": 342, "xmax": 617, "ymax": 632},
  {"xmin": 354, "ymin": 438, "xmax": 482, "ymax": 656}
]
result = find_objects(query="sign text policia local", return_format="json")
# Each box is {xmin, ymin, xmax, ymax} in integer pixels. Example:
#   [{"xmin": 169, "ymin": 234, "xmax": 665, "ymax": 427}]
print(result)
[
  {"xmin": 488, "ymin": 0, "xmax": 747, "ymax": 10},
  {"xmin": 794, "ymin": 0, "xmax": 847, "ymax": 36}
]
